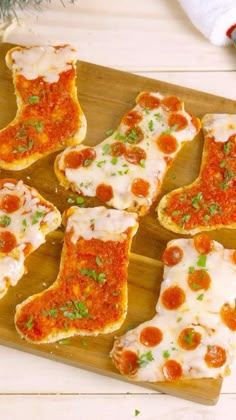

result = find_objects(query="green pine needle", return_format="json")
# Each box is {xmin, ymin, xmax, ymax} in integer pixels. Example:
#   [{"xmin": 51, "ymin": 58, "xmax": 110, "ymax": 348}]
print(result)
[{"xmin": 0, "ymin": 1, "xmax": 76, "ymax": 21}]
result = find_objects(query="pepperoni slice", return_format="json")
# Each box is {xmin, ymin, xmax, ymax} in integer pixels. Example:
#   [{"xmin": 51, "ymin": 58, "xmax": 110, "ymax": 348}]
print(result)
[
  {"xmin": 122, "ymin": 110, "xmax": 142, "ymax": 127},
  {"xmin": 161, "ymin": 96, "xmax": 181, "ymax": 112},
  {"xmin": 137, "ymin": 93, "xmax": 161, "ymax": 110},
  {"xmin": 96, "ymin": 184, "xmax": 114, "ymax": 202},
  {"xmin": 64, "ymin": 148, "xmax": 96, "ymax": 169},
  {"xmin": 161, "ymin": 286, "xmax": 185, "ymax": 310},
  {"xmin": 110, "ymin": 142, "xmax": 126, "ymax": 157},
  {"xmin": 178, "ymin": 328, "xmax": 201, "ymax": 350},
  {"xmin": 188, "ymin": 269, "xmax": 211, "ymax": 291},
  {"xmin": 124, "ymin": 146, "xmax": 146, "ymax": 165},
  {"xmin": 117, "ymin": 350, "xmax": 139, "ymax": 376},
  {"xmin": 193, "ymin": 233, "xmax": 213, "ymax": 255},
  {"xmin": 0, "ymin": 231, "xmax": 17, "ymax": 253},
  {"xmin": 162, "ymin": 359, "xmax": 183, "ymax": 381},
  {"xmin": 168, "ymin": 113, "xmax": 188, "ymax": 131},
  {"xmin": 204, "ymin": 345, "xmax": 226, "ymax": 368},
  {"xmin": 125, "ymin": 126, "xmax": 144, "ymax": 144},
  {"xmin": 131, "ymin": 178, "xmax": 150, "ymax": 198},
  {"xmin": 156, "ymin": 134, "xmax": 178, "ymax": 154},
  {"xmin": 231, "ymin": 251, "xmax": 236, "ymax": 264},
  {"xmin": 220, "ymin": 303, "xmax": 236, "ymax": 331},
  {"xmin": 139, "ymin": 326, "xmax": 163, "ymax": 347},
  {"xmin": 0, "ymin": 194, "xmax": 21, "ymax": 213},
  {"xmin": 162, "ymin": 246, "xmax": 183, "ymax": 266}
]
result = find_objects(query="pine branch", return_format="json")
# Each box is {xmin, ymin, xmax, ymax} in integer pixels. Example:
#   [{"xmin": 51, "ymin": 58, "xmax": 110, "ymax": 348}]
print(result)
[{"xmin": 0, "ymin": 1, "xmax": 76, "ymax": 21}]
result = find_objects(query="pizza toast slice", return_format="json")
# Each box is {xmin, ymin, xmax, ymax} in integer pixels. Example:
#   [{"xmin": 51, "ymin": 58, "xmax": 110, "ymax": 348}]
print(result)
[
  {"xmin": 111, "ymin": 234, "xmax": 236, "ymax": 382},
  {"xmin": 55, "ymin": 92, "xmax": 200, "ymax": 216},
  {"xmin": 14, "ymin": 206, "xmax": 138, "ymax": 343},
  {"xmin": 0, "ymin": 44, "xmax": 87, "ymax": 170},
  {"xmin": 158, "ymin": 114, "xmax": 236, "ymax": 234},
  {"xmin": 0, "ymin": 178, "xmax": 61, "ymax": 299}
]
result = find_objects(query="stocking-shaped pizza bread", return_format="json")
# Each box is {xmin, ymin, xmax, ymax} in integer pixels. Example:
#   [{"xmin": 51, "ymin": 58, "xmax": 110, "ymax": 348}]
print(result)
[
  {"xmin": 14, "ymin": 206, "xmax": 138, "ymax": 343},
  {"xmin": 158, "ymin": 114, "xmax": 236, "ymax": 234},
  {"xmin": 0, "ymin": 45, "xmax": 86, "ymax": 170},
  {"xmin": 111, "ymin": 234, "xmax": 236, "ymax": 382},
  {"xmin": 0, "ymin": 179, "xmax": 61, "ymax": 299},
  {"xmin": 55, "ymin": 92, "xmax": 200, "ymax": 216}
]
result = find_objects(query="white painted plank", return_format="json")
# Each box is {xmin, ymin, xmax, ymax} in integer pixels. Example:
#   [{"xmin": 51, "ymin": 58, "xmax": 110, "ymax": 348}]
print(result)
[
  {"xmin": 1, "ymin": 0, "xmax": 235, "ymax": 71},
  {"xmin": 135, "ymin": 71, "xmax": 236, "ymax": 101},
  {"xmin": 0, "ymin": 394, "xmax": 236, "ymax": 420}
]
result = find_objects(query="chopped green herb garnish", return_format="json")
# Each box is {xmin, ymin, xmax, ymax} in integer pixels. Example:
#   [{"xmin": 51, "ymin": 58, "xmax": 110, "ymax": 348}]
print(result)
[
  {"xmin": 28, "ymin": 95, "xmax": 39, "ymax": 104},
  {"xmin": 95, "ymin": 256, "xmax": 103, "ymax": 267},
  {"xmin": 76, "ymin": 196, "xmax": 85, "ymax": 205},
  {"xmin": 191, "ymin": 191, "xmax": 203, "ymax": 211},
  {"xmin": 180, "ymin": 193, "xmax": 187, "ymax": 201},
  {"xmin": 139, "ymin": 159, "xmax": 146, "ymax": 168},
  {"xmin": 197, "ymin": 293, "xmax": 204, "ymax": 301},
  {"xmin": 135, "ymin": 409, "xmax": 140, "ymax": 417},
  {"xmin": 49, "ymin": 308, "xmax": 58, "ymax": 318},
  {"xmin": 223, "ymin": 142, "xmax": 231, "ymax": 155},
  {"xmin": 219, "ymin": 160, "xmax": 226, "ymax": 168},
  {"xmin": 97, "ymin": 273, "xmax": 106, "ymax": 284},
  {"xmin": 84, "ymin": 159, "xmax": 93, "ymax": 166},
  {"xmin": 184, "ymin": 329, "xmax": 194, "ymax": 345},
  {"xmin": 111, "ymin": 156, "xmax": 118, "ymax": 165},
  {"xmin": 25, "ymin": 315, "xmax": 34, "ymax": 330},
  {"xmin": 161, "ymin": 124, "xmax": 178, "ymax": 135},
  {"xmin": 137, "ymin": 351, "xmax": 154, "ymax": 367},
  {"xmin": 148, "ymin": 120, "xmax": 154, "ymax": 131},
  {"xmin": 176, "ymin": 317, "xmax": 182, "ymax": 323},
  {"xmin": 197, "ymin": 254, "xmax": 207, "ymax": 268},
  {"xmin": 112, "ymin": 291, "xmax": 120, "ymax": 296},
  {"xmin": 31, "ymin": 210, "xmax": 45, "ymax": 225},
  {"xmin": 102, "ymin": 143, "xmax": 112, "ymax": 154},
  {"xmin": 58, "ymin": 339, "xmax": 70, "ymax": 345},
  {"xmin": 0, "ymin": 215, "xmax": 11, "ymax": 226},
  {"xmin": 182, "ymin": 214, "xmax": 190, "ymax": 223},
  {"xmin": 80, "ymin": 268, "xmax": 97, "ymax": 280},
  {"xmin": 171, "ymin": 174, "xmax": 176, "ymax": 180},
  {"xmin": 67, "ymin": 197, "xmax": 75, "ymax": 204},
  {"xmin": 172, "ymin": 210, "xmax": 181, "ymax": 216},
  {"xmin": 22, "ymin": 219, "xmax": 28, "ymax": 230},
  {"xmin": 81, "ymin": 340, "xmax": 87, "ymax": 346},
  {"xmin": 204, "ymin": 214, "xmax": 210, "ymax": 221},
  {"xmin": 188, "ymin": 266, "xmax": 195, "ymax": 274},
  {"xmin": 13, "ymin": 139, "xmax": 33, "ymax": 153},
  {"xmin": 162, "ymin": 350, "xmax": 170, "ymax": 359},
  {"xmin": 105, "ymin": 129, "xmax": 114, "ymax": 136},
  {"xmin": 154, "ymin": 113, "xmax": 162, "ymax": 121},
  {"xmin": 114, "ymin": 132, "xmax": 125, "ymax": 141},
  {"xmin": 97, "ymin": 160, "xmax": 106, "ymax": 168}
]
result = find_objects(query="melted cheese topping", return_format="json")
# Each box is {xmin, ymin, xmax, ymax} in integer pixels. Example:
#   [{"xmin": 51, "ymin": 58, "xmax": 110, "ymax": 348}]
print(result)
[
  {"xmin": 111, "ymin": 237, "xmax": 236, "ymax": 381},
  {"xmin": 56, "ymin": 92, "xmax": 199, "ymax": 214},
  {"xmin": 0, "ymin": 180, "xmax": 61, "ymax": 298},
  {"xmin": 66, "ymin": 206, "xmax": 138, "ymax": 243},
  {"xmin": 9, "ymin": 45, "xmax": 77, "ymax": 83},
  {"xmin": 202, "ymin": 114, "xmax": 236, "ymax": 143}
]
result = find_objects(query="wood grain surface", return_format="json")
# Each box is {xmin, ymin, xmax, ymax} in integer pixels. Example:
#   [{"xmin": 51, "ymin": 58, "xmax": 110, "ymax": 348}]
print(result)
[{"xmin": 0, "ymin": 42, "xmax": 236, "ymax": 406}]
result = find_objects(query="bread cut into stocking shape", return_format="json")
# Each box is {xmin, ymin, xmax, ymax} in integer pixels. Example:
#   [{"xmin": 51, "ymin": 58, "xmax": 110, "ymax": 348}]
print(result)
[
  {"xmin": 15, "ymin": 206, "xmax": 138, "ymax": 343},
  {"xmin": 0, "ymin": 45, "xmax": 86, "ymax": 170},
  {"xmin": 158, "ymin": 114, "xmax": 236, "ymax": 234},
  {"xmin": 111, "ymin": 234, "xmax": 236, "ymax": 382},
  {"xmin": 55, "ymin": 92, "xmax": 200, "ymax": 216},
  {"xmin": 0, "ymin": 179, "xmax": 61, "ymax": 299}
]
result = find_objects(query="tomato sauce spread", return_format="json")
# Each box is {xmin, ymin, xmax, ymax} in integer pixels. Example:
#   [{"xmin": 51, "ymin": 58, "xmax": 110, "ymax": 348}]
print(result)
[{"xmin": 163, "ymin": 134, "xmax": 236, "ymax": 231}]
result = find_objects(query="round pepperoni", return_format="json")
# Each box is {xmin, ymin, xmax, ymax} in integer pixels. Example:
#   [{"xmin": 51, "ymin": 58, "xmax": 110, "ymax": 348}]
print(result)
[
  {"xmin": 0, "ymin": 194, "xmax": 21, "ymax": 213},
  {"xmin": 0, "ymin": 231, "xmax": 17, "ymax": 253},
  {"xmin": 125, "ymin": 126, "xmax": 144, "ymax": 144},
  {"xmin": 156, "ymin": 134, "xmax": 178, "ymax": 154},
  {"xmin": 124, "ymin": 146, "xmax": 146, "ymax": 165},
  {"xmin": 110, "ymin": 142, "xmax": 126, "ymax": 157},
  {"xmin": 188, "ymin": 269, "xmax": 211, "ymax": 291},
  {"xmin": 131, "ymin": 178, "xmax": 150, "ymax": 198},
  {"xmin": 139, "ymin": 326, "xmax": 163, "ymax": 347},
  {"xmin": 122, "ymin": 110, "xmax": 142, "ymax": 127},
  {"xmin": 178, "ymin": 328, "xmax": 201, "ymax": 350},
  {"xmin": 193, "ymin": 233, "xmax": 213, "ymax": 255},
  {"xmin": 162, "ymin": 246, "xmax": 183, "ymax": 266},
  {"xmin": 117, "ymin": 350, "xmax": 139, "ymax": 376},
  {"xmin": 220, "ymin": 303, "xmax": 236, "ymax": 331},
  {"xmin": 231, "ymin": 251, "xmax": 236, "ymax": 264},
  {"xmin": 64, "ymin": 148, "xmax": 96, "ymax": 169},
  {"xmin": 162, "ymin": 359, "xmax": 183, "ymax": 381},
  {"xmin": 168, "ymin": 113, "xmax": 188, "ymax": 131},
  {"xmin": 137, "ymin": 93, "xmax": 161, "ymax": 110},
  {"xmin": 96, "ymin": 184, "xmax": 114, "ymax": 202},
  {"xmin": 161, "ymin": 286, "xmax": 185, "ymax": 310},
  {"xmin": 161, "ymin": 96, "xmax": 181, "ymax": 112},
  {"xmin": 204, "ymin": 345, "xmax": 226, "ymax": 368}
]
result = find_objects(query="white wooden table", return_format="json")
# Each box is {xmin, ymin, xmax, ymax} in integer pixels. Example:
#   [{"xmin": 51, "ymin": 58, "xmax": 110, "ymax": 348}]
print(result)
[{"xmin": 0, "ymin": 1, "xmax": 235, "ymax": 418}]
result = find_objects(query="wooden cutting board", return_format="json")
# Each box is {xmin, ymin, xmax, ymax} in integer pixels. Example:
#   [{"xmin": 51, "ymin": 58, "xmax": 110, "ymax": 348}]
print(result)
[{"xmin": 0, "ymin": 42, "xmax": 236, "ymax": 406}]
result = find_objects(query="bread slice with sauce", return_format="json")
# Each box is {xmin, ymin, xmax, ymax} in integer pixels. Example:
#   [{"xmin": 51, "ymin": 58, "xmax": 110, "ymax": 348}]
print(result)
[{"xmin": 14, "ymin": 206, "xmax": 138, "ymax": 343}]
